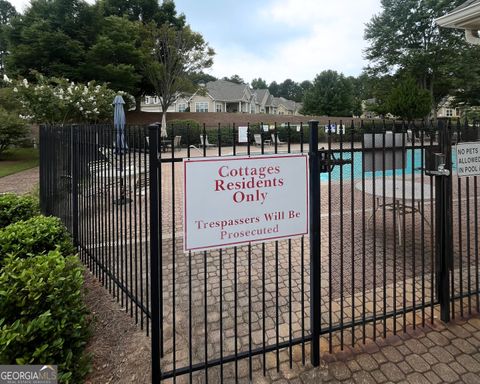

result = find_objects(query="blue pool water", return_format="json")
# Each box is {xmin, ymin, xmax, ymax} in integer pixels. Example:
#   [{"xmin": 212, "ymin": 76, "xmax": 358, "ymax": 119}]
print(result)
[{"xmin": 320, "ymin": 149, "xmax": 457, "ymax": 182}]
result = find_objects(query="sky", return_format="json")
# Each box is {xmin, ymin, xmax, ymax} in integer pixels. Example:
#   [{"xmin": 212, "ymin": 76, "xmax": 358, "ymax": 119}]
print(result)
[{"xmin": 9, "ymin": 0, "xmax": 383, "ymax": 84}]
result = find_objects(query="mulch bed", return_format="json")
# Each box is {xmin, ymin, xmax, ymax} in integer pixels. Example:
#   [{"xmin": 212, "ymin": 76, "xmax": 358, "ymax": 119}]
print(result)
[{"xmin": 83, "ymin": 271, "xmax": 151, "ymax": 384}]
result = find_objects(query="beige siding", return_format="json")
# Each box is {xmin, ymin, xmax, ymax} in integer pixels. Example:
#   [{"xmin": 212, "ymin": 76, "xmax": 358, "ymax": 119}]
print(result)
[{"xmin": 189, "ymin": 95, "xmax": 213, "ymax": 112}]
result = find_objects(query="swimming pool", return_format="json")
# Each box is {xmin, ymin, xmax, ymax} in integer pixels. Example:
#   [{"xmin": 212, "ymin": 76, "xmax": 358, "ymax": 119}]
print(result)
[{"xmin": 320, "ymin": 148, "xmax": 457, "ymax": 182}]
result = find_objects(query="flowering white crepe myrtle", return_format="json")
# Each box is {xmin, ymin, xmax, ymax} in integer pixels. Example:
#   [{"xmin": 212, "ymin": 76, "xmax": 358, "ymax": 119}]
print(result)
[{"xmin": 6, "ymin": 74, "xmax": 134, "ymax": 124}]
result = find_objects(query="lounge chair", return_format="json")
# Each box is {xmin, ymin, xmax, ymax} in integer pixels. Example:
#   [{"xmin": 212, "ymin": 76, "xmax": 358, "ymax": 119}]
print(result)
[
  {"xmin": 271, "ymin": 133, "xmax": 287, "ymax": 146},
  {"xmin": 167, "ymin": 135, "xmax": 182, "ymax": 151},
  {"xmin": 254, "ymin": 134, "xmax": 271, "ymax": 146},
  {"xmin": 199, "ymin": 134, "xmax": 215, "ymax": 148}
]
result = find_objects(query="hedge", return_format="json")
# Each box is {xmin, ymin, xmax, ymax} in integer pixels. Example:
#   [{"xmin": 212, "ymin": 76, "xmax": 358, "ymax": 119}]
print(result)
[
  {"xmin": 0, "ymin": 216, "xmax": 75, "ymax": 265},
  {"xmin": 0, "ymin": 251, "xmax": 91, "ymax": 383},
  {"xmin": 0, "ymin": 193, "xmax": 39, "ymax": 228}
]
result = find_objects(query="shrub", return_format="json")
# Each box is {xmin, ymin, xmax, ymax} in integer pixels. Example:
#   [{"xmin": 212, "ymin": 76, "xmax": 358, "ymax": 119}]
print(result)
[
  {"xmin": 0, "ymin": 251, "xmax": 91, "ymax": 383},
  {"xmin": 167, "ymin": 119, "xmax": 201, "ymax": 146},
  {"xmin": 0, "ymin": 193, "xmax": 40, "ymax": 228},
  {"xmin": 0, "ymin": 216, "xmax": 75, "ymax": 264},
  {"xmin": 0, "ymin": 107, "xmax": 29, "ymax": 156}
]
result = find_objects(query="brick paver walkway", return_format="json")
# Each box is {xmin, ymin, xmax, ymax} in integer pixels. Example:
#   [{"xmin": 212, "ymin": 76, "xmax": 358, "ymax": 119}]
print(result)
[
  {"xmin": 260, "ymin": 316, "xmax": 480, "ymax": 384},
  {"xmin": 8, "ymin": 148, "xmax": 480, "ymax": 383},
  {"xmin": 0, "ymin": 167, "xmax": 39, "ymax": 194}
]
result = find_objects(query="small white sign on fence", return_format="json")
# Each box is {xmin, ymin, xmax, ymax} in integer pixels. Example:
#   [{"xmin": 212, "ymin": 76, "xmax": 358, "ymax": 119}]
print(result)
[
  {"xmin": 183, "ymin": 154, "xmax": 309, "ymax": 252},
  {"xmin": 456, "ymin": 142, "xmax": 480, "ymax": 177},
  {"xmin": 238, "ymin": 126, "xmax": 248, "ymax": 143}
]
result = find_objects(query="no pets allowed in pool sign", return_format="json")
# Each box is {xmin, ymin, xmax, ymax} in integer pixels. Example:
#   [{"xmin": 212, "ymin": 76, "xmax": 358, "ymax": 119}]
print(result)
[
  {"xmin": 456, "ymin": 142, "xmax": 480, "ymax": 177},
  {"xmin": 183, "ymin": 154, "xmax": 309, "ymax": 252}
]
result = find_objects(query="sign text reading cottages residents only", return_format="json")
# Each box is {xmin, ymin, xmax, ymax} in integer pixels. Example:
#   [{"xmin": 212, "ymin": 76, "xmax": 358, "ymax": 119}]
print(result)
[{"xmin": 183, "ymin": 154, "xmax": 309, "ymax": 252}]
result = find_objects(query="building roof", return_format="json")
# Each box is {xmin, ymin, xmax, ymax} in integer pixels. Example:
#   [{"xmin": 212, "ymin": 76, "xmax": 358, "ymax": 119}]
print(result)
[
  {"xmin": 451, "ymin": 0, "xmax": 480, "ymax": 13},
  {"xmin": 273, "ymin": 97, "xmax": 300, "ymax": 111},
  {"xmin": 254, "ymin": 89, "xmax": 269, "ymax": 105},
  {"xmin": 436, "ymin": 0, "xmax": 480, "ymax": 29},
  {"xmin": 205, "ymin": 80, "xmax": 250, "ymax": 102}
]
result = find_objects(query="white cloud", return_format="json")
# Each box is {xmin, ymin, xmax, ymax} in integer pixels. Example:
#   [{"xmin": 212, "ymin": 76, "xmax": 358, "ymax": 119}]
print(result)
[
  {"xmin": 8, "ymin": 0, "xmax": 383, "ymax": 84},
  {"xmin": 209, "ymin": 0, "xmax": 382, "ymax": 83}
]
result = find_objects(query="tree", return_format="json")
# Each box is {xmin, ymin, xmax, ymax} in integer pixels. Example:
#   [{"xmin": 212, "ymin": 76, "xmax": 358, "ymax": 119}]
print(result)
[
  {"xmin": 0, "ymin": 107, "xmax": 28, "ymax": 156},
  {"xmin": 302, "ymin": 70, "xmax": 354, "ymax": 117},
  {"xmin": 268, "ymin": 81, "xmax": 279, "ymax": 96},
  {"xmin": 349, "ymin": 73, "xmax": 376, "ymax": 117},
  {"xmin": 4, "ymin": 0, "xmax": 187, "ymax": 110},
  {"xmin": 364, "ymin": 0, "xmax": 478, "ymax": 118},
  {"xmin": 222, "ymin": 74, "xmax": 244, "ymax": 84},
  {"xmin": 5, "ymin": 0, "xmax": 100, "ymax": 81},
  {"xmin": 0, "ymin": 0, "xmax": 17, "ymax": 74},
  {"xmin": 277, "ymin": 79, "xmax": 303, "ymax": 102},
  {"xmin": 300, "ymin": 80, "xmax": 313, "ymax": 94},
  {"xmin": 251, "ymin": 77, "xmax": 267, "ymax": 89},
  {"xmin": 189, "ymin": 72, "xmax": 216, "ymax": 85},
  {"xmin": 84, "ymin": 16, "xmax": 143, "ymax": 96},
  {"xmin": 9, "ymin": 74, "xmax": 134, "ymax": 124},
  {"xmin": 450, "ymin": 48, "xmax": 480, "ymax": 108},
  {"xmin": 143, "ymin": 23, "xmax": 214, "ymax": 130},
  {"xmin": 386, "ymin": 76, "xmax": 432, "ymax": 121}
]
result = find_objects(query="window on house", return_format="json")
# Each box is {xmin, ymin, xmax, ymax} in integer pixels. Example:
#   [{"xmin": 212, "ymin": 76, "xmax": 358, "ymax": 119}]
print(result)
[
  {"xmin": 145, "ymin": 97, "xmax": 150, "ymax": 104},
  {"xmin": 216, "ymin": 104, "xmax": 222, "ymax": 112},
  {"xmin": 178, "ymin": 103, "xmax": 187, "ymax": 112},
  {"xmin": 455, "ymin": 108, "xmax": 460, "ymax": 116},
  {"xmin": 250, "ymin": 105, "xmax": 255, "ymax": 114},
  {"xmin": 446, "ymin": 108, "xmax": 453, "ymax": 117},
  {"xmin": 196, "ymin": 102, "xmax": 209, "ymax": 112}
]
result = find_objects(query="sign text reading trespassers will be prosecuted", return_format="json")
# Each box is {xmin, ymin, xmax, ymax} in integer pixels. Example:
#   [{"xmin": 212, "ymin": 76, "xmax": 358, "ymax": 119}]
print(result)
[{"xmin": 183, "ymin": 154, "xmax": 309, "ymax": 252}]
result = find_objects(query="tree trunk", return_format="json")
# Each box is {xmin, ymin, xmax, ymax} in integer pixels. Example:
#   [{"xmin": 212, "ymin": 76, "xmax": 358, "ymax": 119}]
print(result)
[
  {"xmin": 429, "ymin": 78, "xmax": 437, "ymax": 122},
  {"xmin": 135, "ymin": 96, "xmax": 142, "ymax": 112},
  {"xmin": 161, "ymin": 110, "xmax": 168, "ymax": 137}
]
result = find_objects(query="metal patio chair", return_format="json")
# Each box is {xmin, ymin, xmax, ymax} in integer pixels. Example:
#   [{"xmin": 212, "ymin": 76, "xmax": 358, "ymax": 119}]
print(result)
[
  {"xmin": 271, "ymin": 133, "xmax": 287, "ymax": 146},
  {"xmin": 199, "ymin": 134, "xmax": 215, "ymax": 148}
]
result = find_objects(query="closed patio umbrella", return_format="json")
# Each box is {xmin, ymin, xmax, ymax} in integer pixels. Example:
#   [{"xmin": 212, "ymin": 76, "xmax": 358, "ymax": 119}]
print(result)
[
  {"xmin": 113, "ymin": 95, "xmax": 128, "ymax": 153},
  {"xmin": 113, "ymin": 95, "xmax": 130, "ymax": 204}
]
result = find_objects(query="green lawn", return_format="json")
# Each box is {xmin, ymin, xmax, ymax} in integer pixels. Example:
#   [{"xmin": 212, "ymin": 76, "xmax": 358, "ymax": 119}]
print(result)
[{"xmin": 0, "ymin": 147, "xmax": 39, "ymax": 178}]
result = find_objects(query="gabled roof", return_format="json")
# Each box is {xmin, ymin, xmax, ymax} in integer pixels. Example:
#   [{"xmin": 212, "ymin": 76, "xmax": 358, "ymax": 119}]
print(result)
[
  {"xmin": 254, "ymin": 89, "xmax": 270, "ymax": 105},
  {"xmin": 436, "ymin": 0, "xmax": 480, "ymax": 29},
  {"xmin": 265, "ymin": 94, "xmax": 275, "ymax": 107},
  {"xmin": 205, "ymin": 80, "xmax": 251, "ymax": 102},
  {"xmin": 273, "ymin": 97, "xmax": 300, "ymax": 111},
  {"xmin": 451, "ymin": 0, "xmax": 480, "ymax": 13}
]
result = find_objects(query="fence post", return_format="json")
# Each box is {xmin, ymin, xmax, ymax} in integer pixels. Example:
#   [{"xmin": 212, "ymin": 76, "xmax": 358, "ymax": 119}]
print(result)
[
  {"xmin": 309, "ymin": 120, "xmax": 321, "ymax": 366},
  {"xmin": 435, "ymin": 119, "xmax": 453, "ymax": 322},
  {"xmin": 149, "ymin": 123, "xmax": 161, "ymax": 384},
  {"xmin": 39, "ymin": 125, "xmax": 46, "ymax": 214},
  {"xmin": 71, "ymin": 125, "xmax": 79, "ymax": 247}
]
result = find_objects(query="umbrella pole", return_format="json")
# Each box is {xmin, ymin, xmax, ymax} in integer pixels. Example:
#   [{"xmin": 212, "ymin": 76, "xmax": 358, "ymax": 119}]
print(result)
[{"xmin": 114, "ymin": 151, "xmax": 132, "ymax": 205}]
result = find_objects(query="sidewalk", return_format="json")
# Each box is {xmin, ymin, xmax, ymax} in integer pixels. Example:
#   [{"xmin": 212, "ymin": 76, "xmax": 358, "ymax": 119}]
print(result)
[
  {"xmin": 0, "ymin": 167, "xmax": 39, "ymax": 194},
  {"xmin": 282, "ymin": 316, "xmax": 480, "ymax": 384},
  {"xmin": 3, "ymin": 165, "xmax": 480, "ymax": 383}
]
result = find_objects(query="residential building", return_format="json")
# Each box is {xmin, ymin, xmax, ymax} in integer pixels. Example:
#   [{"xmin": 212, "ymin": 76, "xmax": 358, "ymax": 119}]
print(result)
[
  {"xmin": 436, "ymin": 0, "xmax": 480, "ymax": 44},
  {"xmin": 437, "ymin": 96, "xmax": 461, "ymax": 118},
  {"xmin": 140, "ymin": 80, "xmax": 303, "ymax": 115}
]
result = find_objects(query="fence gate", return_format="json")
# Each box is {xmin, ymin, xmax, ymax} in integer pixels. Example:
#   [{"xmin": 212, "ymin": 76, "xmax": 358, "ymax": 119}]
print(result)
[
  {"xmin": 148, "ymin": 124, "xmax": 313, "ymax": 383},
  {"xmin": 38, "ymin": 120, "xmax": 480, "ymax": 384}
]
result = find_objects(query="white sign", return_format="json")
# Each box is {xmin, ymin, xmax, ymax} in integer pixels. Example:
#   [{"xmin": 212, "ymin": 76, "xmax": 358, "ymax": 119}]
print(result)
[
  {"xmin": 238, "ymin": 126, "xmax": 248, "ymax": 143},
  {"xmin": 456, "ymin": 142, "xmax": 480, "ymax": 177},
  {"xmin": 183, "ymin": 154, "xmax": 309, "ymax": 252}
]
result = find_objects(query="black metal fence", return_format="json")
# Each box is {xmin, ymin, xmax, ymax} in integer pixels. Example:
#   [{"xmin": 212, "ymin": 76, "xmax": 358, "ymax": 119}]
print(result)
[
  {"xmin": 40, "ymin": 124, "xmax": 152, "ymax": 332},
  {"xmin": 39, "ymin": 119, "xmax": 480, "ymax": 383}
]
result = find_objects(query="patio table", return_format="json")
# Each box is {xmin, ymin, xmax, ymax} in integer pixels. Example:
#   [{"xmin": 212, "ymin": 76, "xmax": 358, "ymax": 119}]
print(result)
[{"xmin": 355, "ymin": 178, "xmax": 434, "ymax": 244}]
